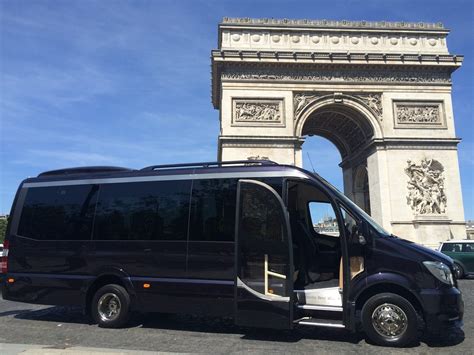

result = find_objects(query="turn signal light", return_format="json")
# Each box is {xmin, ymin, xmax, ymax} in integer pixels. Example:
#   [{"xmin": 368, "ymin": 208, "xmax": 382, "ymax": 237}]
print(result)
[
  {"xmin": 7, "ymin": 278, "xmax": 15, "ymax": 284},
  {"xmin": 143, "ymin": 283, "xmax": 151, "ymax": 289}
]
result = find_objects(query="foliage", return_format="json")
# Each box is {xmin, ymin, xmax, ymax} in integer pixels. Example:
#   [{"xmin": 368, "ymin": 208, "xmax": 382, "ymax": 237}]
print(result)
[{"xmin": 0, "ymin": 219, "xmax": 7, "ymax": 243}]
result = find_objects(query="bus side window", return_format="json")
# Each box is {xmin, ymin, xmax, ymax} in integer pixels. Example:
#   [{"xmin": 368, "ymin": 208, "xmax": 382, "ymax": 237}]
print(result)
[
  {"xmin": 93, "ymin": 180, "xmax": 191, "ymax": 241},
  {"xmin": 18, "ymin": 185, "xmax": 98, "ymax": 241},
  {"xmin": 308, "ymin": 201, "xmax": 339, "ymax": 237},
  {"xmin": 188, "ymin": 179, "xmax": 237, "ymax": 242}
]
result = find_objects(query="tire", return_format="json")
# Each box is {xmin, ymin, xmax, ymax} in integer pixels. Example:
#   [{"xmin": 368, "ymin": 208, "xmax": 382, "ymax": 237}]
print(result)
[
  {"xmin": 453, "ymin": 263, "xmax": 464, "ymax": 279},
  {"xmin": 361, "ymin": 292, "xmax": 419, "ymax": 347},
  {"xmin": 91, "ymin": 284, "xmax": 131, "ymax": 328}
]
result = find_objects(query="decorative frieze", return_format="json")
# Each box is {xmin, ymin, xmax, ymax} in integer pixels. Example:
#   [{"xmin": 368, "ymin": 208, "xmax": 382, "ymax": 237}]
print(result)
[
  {"xmin": 222, "ymin": 67, "xmax": 452, "ymax": 85},
  {"xmin": 247, "ymin": 155, "xmax": 269, "ymax": 161},
  {"xmin": 405, "ymin": 158, "xmax": 446, "ymax": 215},
  {"xmin": 293, "ymin": 92, "xmax": 383, "ymax": 121},
  {"xmin": 232, "ymin": 99, "xmax": 285, "ymax": 126},
  {"xmin": 394, "ymin": 101, "xmax": 445, "ymax": 128}
]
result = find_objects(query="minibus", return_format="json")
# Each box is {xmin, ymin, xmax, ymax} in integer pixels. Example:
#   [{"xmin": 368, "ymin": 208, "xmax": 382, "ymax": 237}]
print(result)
[{"xmin": 1, "ymin": 160, "xmax": 463, "ymax": 347}]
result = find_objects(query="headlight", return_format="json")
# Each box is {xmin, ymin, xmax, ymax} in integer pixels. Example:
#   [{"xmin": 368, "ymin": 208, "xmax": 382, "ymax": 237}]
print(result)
[{"xmin": 423, "ymin": 261, "xmax": 454, "ymax": 286}]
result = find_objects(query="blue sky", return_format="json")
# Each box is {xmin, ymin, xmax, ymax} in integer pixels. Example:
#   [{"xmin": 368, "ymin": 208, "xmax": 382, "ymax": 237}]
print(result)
[{"xmin": 1, "ymin": 0, "xmax": 473, "ymax": 219}]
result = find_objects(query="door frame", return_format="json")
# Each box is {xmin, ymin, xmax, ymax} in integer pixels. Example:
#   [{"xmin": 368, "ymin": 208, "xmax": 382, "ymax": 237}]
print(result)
[
  {"xmin": 234, "ymin": 178, "xmax": 294, "ymax": 329},
  {"xmin": 284, "ymin": 178, "xmax": 352, "ymax": 326}
]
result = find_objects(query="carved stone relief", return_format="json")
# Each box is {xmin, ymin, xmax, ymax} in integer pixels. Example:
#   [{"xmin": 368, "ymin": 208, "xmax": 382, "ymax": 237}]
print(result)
[
  {"xmin": 357, "ymin": 94, "xmax": 383, "ymax": 120},
  {"xmin": 294, "ymin": 93, "xmax": 320, "ymax": 116},
  {"xmin": 394, "ymin": 102, "xmax": 445, "ymax": 128},
  {"xmin": 293, "ymin": 92, "xmax": 383, "ymax": 120},
  {"xmin": 247, "ymin": 155, "xmax": 269, "ymax": 161},
  {"xmin": 405, "ymin": 158, "xmax": 446, "ymax": 215},
  {"xmin": 232, "ymin": 99, "xmax": 284, "ymax": 126},
  {"xmin": 222, "ymin": 67, "xmax": 452, "ymax": 85}
]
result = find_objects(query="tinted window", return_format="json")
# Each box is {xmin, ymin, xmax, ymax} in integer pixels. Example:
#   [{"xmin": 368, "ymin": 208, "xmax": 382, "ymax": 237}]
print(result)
[
  {"xmin": 463, "ymin": 243, "xmax": 474, "ymax": 253},
  {"xmin": 18, "ymin": 185, "xmax": 98, "ymax": 240},
  {"xmin": 189, "ymin": 179, "xmax": 237, "ymax": 242},
  {"xmin": 441, "ymin": 243, "xmax": 463, "ymax": 253},
  {"xmin": 238, "ymin": 181, "xmax": 289, "ymax": 297},
  {"xmin": 240, "ymin": 183, "xmax": 285, "ymax": 243},
  {"xmin": 94, "ymin": 180, "xmax": 191, "ymax": 241},
  {"xmin": 260, "ymin": 177, "xmax": 283, "ymax": 197}
]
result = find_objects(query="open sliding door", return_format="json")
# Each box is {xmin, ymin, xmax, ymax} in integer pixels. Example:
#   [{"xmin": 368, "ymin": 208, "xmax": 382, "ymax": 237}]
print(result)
[{"xmin": 234, "ymin": 179, "xmax": 293, "ymax": 329}]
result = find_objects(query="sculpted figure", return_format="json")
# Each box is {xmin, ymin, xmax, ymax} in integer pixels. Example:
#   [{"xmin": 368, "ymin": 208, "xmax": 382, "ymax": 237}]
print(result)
[{"xmin": 405, "ymin": 158, "xmax": 446, "ymax": 215}]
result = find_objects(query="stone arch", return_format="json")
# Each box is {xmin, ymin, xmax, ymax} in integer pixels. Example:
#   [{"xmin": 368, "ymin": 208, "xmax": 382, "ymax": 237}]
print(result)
[
  {"xmin": 295, "ymin": 95, "xmax": 381, "ymax": 213},
  {"xmin": 295, "ymin": 94, "xmax": 383, "ymax": 158},
  {"xmin": 353, "ymin": 165, "xmax": 370, "ymax": 214}
]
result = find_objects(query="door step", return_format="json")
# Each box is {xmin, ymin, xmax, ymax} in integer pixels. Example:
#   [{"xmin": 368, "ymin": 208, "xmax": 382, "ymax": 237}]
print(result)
[
  {"xmin": 294, "ymin": 287, "xmax": 342, "ymax": 307},
  {"xmin": 297, "ymin": 304, "xmax": 343, "ymax": 312},
  {"xmin": 295, "ymin": 317, "xmax": 345, "ymax": 328}
]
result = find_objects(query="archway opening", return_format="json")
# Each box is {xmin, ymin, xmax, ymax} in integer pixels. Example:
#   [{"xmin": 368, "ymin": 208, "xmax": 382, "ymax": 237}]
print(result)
[{"xmin": 300, "ymin": 103, "xmax": 374, "ymax": 214}]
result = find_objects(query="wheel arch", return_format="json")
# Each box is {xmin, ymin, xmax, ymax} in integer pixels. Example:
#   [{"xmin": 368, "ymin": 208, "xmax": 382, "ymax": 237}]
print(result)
[
  {"xmin": 452, "ymin": 259, "xmax": 467, "ymax": 273},
  {"xmin": 83, "ymin": 268, "xmax": 136, "ymax": 314},
  {"xmin": 355, "ymin": 282, "xmax": 424, "ymax": 316}
]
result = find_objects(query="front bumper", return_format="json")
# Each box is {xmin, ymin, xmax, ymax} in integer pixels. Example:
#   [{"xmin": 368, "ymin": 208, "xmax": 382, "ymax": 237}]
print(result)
[{"xmin": 419, "ymin": 286, "xmax": 464, "ymax": 334}]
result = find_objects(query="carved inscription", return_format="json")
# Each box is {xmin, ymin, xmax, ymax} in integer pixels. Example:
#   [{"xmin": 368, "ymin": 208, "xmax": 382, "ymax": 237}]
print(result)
[
  {"xmin": 396, "ymin": 103, "xmax": 441, "ymax": 124},
  {"xmin": 233, "ymin": 99, "xmax": 284, "ymax": 126},
  {"xmin": 405, "ymin": 159, "xmax": 446, "ymax": 215}
]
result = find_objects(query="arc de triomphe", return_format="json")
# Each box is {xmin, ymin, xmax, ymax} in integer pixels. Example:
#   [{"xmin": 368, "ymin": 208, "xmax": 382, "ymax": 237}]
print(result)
[{"xmin": 211, "ymin": 18, "xmax": 466, "ymax": 246}]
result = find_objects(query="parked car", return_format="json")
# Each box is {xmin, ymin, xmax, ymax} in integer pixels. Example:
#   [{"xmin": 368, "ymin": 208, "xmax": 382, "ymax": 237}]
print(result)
[{"xmin": 438, "ymin": 240, "xmax": 474, "ymax": 278}]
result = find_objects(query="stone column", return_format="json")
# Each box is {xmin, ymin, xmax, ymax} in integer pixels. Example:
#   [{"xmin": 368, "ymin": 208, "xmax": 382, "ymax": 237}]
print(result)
[{"xmin": 367, "ymin": 149, "xmax": 393, "ymax": 232}]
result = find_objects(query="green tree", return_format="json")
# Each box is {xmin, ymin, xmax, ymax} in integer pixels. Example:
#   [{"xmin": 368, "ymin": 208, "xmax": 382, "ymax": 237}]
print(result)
[{"xmin": 0, "ymin": 219, "xmax": 7, "ymax": 243}]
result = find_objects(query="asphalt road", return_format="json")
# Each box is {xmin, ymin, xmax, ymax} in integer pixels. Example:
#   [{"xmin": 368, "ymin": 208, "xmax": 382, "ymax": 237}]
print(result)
[{"xmin": 0, "ymin": 280, "xmax": 472, "ymax": 354}]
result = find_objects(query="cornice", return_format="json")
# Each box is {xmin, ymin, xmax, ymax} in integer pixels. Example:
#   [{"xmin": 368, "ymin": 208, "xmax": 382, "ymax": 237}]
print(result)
[
  {"xmin": 219, "ymin": 135, "xmax": 303, "ymax": 142},
  {"xmin": 220, "ymin": 18, "xmax": 448, "ymax": 33},
  {"xmin": 373, "ymin": 137, "xmax": 461, "ymax": 150},
  {"xmin": 212, "ymin": 50, "xmax": 462, "ymax": 67}
]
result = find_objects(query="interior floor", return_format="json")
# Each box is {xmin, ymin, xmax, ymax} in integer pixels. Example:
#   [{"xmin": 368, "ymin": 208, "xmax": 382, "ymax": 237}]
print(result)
[{"xmin": 302, "ymin": 278, "xmax": 339, "ymax": 290}]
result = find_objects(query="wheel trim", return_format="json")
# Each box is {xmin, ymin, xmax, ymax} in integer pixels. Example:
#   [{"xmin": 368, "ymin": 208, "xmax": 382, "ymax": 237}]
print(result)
[
  {"xmin": 98, "ymin": 292, "xmax": 122, "ymax": 322},
  {"xmin": 453, "ymin": 264, "xmax": 462, "ymax": 279},
  {"xmin": 371, "ymin": 303, "xmax": 408, "ymax": 339}
]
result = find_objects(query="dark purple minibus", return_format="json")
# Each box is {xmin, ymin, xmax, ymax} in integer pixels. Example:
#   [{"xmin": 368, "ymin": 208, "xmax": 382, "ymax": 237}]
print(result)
[{"xmin": 1, "ymin": 161, "xmax": 463, "ymax": 347}]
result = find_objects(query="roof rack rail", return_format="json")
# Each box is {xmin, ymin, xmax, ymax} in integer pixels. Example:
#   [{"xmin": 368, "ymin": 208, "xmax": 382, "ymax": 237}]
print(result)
[
  {"xmin": 140, "ymin": 160, "xmax": 278, "ymax": 172},
  {"xmin": 38, "ymin": 166, "xmax": 134, "ymax": 177}
]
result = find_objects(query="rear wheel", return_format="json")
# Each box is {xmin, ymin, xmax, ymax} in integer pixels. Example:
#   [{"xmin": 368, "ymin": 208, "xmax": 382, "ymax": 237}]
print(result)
[
  {"xmin": 453, "ymin": 263, "xmax": 464, "ymax": 279},
  {"xmin": 361, "ymin": 293, "xmax": 419, "ymax": 347},
  {"xmin": 91, "ymin": 284, "xmax": 130, "ymax": 328}
]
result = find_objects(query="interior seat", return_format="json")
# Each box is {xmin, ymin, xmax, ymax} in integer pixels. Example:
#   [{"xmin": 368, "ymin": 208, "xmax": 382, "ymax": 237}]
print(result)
[{"xmin": 291, "ymin": 214, "xmax": 320, "ymax": 287}]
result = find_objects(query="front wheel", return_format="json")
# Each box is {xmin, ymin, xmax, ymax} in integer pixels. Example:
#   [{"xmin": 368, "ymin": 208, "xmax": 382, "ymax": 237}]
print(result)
[
  {"xmin": 361, "ymin": 293, "xmax": 419, "ymax": 347},
  {"xmin": 453, "ymin": 263, "xmax": 464, "ymax": 279},
  {"xmin": 91, "ymin": 284, "xmax": 131, "ymax": 328}
]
